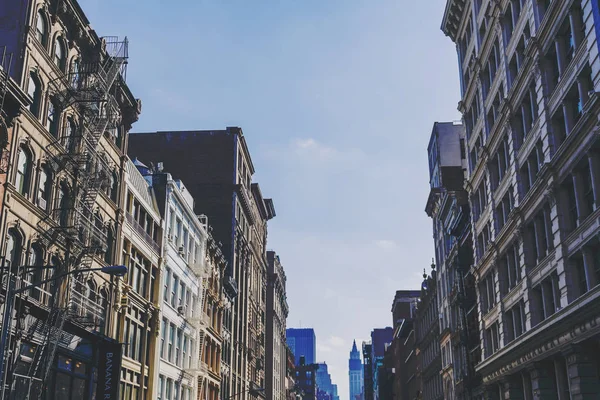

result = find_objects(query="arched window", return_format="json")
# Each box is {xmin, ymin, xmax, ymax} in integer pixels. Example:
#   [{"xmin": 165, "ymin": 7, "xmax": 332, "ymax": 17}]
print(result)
[
  {"xmin": 28, "ymin": 73, "xmax": 42, "ymax": 117},
  {"xmin": 46, "ymin": 100, "xmax": 59, "ymax": 136},
  {"xmin": 57, "ymin": 182, "xmax": 69, "ymax": 226},
  {"xmin": 35, "ymin": 11, "xmax": 47, "ymax": 47},
  {"xmin": 65, "ymin": 118, "xmax": 77, "ymax": 151},
  {"xmin": 15, "ymin": 146, "xmax": 32, "ymax": 195},
  {"xmin": 85, "ymin": 280, "xmax": 97, "ymax": 319},
  {"xmin": 5, "ymin": 229, "xmax": 22, "ymax": 269},
  {"xmin": 115, "ymin": 127, "xmax": 123, "ymax": 148},
  {"xmin": 49, "ymin": 256, "xmax": 61, "ymax": 299},
  {"xmin": 70, "ymin": 58, "xmax": 80, "ymax": 89},
  {"xmin": 105, "ymin": 227, "xmax": 114, "ymax": 264},
  {"xmin": 109, "ymin": 171, "xmax": 118, "ymax": 202},
  {"xmin": 29, "ymin": 245, "xmax": 44, "ymax": 300},
  {"xmin": 54, "ymin": 38, "xmax": 66, "ymax": 71},
  {"xmin": 37, "ymin": 164, "xmax": 52, "ymax": 210},
  {"xmin": 99, "ymin": 288, "xmax": 109, "ymax": 334}
]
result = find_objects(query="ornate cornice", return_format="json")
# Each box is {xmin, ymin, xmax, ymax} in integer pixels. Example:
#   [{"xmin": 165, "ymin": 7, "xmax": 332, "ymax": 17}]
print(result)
[{"xmin": 479, "ymin": 294, "xmax": 600, "ymax": 383}]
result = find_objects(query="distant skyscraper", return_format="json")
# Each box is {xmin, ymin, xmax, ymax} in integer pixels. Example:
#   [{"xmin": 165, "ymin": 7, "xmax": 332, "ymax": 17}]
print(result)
[
  {"xmin": 286, "ymin": 328, "xmax": 316, "ymax": 365},
  {"xmin": 370, "ymin": 328, "xmax": 393, "ymax": 400},
  {"xmin": 349, "ymin": 340, "xmax": 363, "ymax": 400},
  {"xmin": 316, "ymin": 363, "xmax": 334, "ymax": 396}
]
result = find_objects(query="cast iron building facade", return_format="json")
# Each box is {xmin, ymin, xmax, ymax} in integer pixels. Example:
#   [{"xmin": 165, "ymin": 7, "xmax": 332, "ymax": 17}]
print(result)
[
  {"xmin": 442, "ymin": 0, "xmax": 600, "ymax": 397},
  {"xmin": 389, "ymin": 290, "xmax": 420, "ymax": 399},
  {"xmin": 128, "ymin": 128, "xmax": 276, "ymax": 400},
  {"xmin": 120, "ymin": 159, "xmax": 163, "ymax": 399},
  {"xmin": 0, "ymin": 0, "xmax": 140, "ymax": 397},
  {"xmin": 416, "ymin": 266, "xmax": 443, "ymax": 400},
  {"xmin": 286, "ymin": 328, "xmax": 316, "ymax": 366},
  {"xmin": 425, "ymin": 121, "xmax": 481, "ymax": 399},
  {"xmin": 266, "ymin": 251, "xmax": 289, "ymax": 400}
]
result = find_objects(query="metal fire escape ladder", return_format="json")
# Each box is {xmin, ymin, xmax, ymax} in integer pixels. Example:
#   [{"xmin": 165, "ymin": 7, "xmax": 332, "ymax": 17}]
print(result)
[
  {"xmin": 197, "ymin": 273, "xmax": 212, "ymax": 396},
  {"xmin": 15, "ymin": 37, "xmax": 129, "ymax": 400}
]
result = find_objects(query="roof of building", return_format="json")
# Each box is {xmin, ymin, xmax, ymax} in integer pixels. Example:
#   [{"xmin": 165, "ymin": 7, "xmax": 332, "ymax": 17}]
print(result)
[
  {"xmin": 126, "ymin": 157, "xmax": 158, "ymax": 214},
  {"xmin": 441, "ymin": 0, "xmax": 468, "ymax": 42}
]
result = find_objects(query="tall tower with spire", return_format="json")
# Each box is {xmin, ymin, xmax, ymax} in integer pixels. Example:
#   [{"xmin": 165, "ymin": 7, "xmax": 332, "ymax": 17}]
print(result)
[{"xmin": 349, "ymin": 340, "xmax": 363, "ymax": 400}]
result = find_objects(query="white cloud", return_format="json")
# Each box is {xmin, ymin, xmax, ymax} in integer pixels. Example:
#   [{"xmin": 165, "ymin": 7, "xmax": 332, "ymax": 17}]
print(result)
[
  {"xmin": 373, "ymin": 239, "xmax": 398, "ymax": 250},
  {"xmin": 292, "ymin": 137, "xmax": 338, "ymax": 161},
  {"xmin": 329, "ymin": 336, "xmax": 345, "ymax": 348},
  {"xmin": 318, "ymin": 343, "xmax": 333, "ymax": 353}
]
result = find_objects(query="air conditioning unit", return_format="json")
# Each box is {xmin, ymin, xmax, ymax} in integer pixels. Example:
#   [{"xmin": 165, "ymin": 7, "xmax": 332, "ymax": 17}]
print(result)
[
  {"xmin": 178, "ymin": 246, "xmax": 185, "ymax": 256},
  {"xmin": 38, "ymin": 198, "xmax": 47, "ymax": 210},
  {"xmin": 177, "ymin": 305, "xmax": 186, "ymax": 314},
  {"xmin": 168, "ymin": 234, "xmax": 174, "ymax": 242}
]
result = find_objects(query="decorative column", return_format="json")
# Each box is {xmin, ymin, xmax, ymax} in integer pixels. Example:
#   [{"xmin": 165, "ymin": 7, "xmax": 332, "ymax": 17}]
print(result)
[
  {"xmin": 569, "ymin": 6, "xmax": 584, "ymax": 48},
  {"xmin": 564, "ymin": 344, "xmax": 600, "ymax": 400},
  {"xmin": 581, "ymin": 247, "xmax": 598, "ymax": 291},
  {"xmin": 572, "ymin": 172, "xmax": 588, "ymax": 222},
  {"xmin": 577, "ymin": 77, "xmax": 590, "ymax": 110},
  {"xmin": 529, "ymin": 363, "xmax": 557, "ymax": 400},
  {"xmin": 522, "ymin": 371, "xmax": 533, "ymax": 400},
  {"xmin": 563, "ymin": 102, "xmax": 575, "ymax": 136},
  {"xmin": 587, "ymin": 152, "xmax": 600, "ymax": 210},
  {"xmin": 502, "ymin": 376, "xmax": 525, "ymax": 400},
  {"xmin": 484, "ymin": 383, "xmax": 501, "ymax": 400},
  {"xmin": 555, "ymin": 38, "xmax": 567, "ymax": 77}
]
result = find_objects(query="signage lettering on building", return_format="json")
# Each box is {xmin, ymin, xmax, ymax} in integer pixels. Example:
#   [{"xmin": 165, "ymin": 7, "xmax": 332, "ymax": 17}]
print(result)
[{"xmin": 96, "ymin": 340, "xmax": 122, "ymax": 399}]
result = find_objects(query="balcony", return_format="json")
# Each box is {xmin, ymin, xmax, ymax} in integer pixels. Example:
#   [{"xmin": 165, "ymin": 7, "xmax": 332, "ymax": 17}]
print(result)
[{"xmin": 125, "ymin": 212, "xmax": 160, "ymax": 253}]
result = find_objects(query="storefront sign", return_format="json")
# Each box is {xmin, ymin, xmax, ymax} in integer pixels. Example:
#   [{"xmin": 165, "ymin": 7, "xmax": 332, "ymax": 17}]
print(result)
[{"xmin": 96, "ymin": 339, "xmax": 122, "ymax": 399}]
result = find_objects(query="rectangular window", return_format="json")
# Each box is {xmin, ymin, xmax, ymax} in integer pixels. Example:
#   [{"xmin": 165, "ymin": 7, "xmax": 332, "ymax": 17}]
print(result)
[
  {"xmin": 166, "ymin": 379, "xmax": 172, "ymax": 400},
  {"xmin": 163, "ymin": 269, "xmax": 171, "ymax": 302},
  {"xmin": 179, "ymin": 282, "xmax": 184, "ymax": 307},
  {"xmin": 175, "ymin": 218, "xmax": 182, "ymax": 245},
  {"xmin": 176, "ymin": 328, "xmax": 182, "ymax": 366},
  {"xmin": 160, "ymin": 318, "xmax": 167, "ymax": 358},
  {"xmin": 183, "ymin": 336, "xmax": 189, "ymax": 369},
  {"xmin": 168, "ymin": 324, "xmax": 175, "ymax": 362},
  {"xmin": 169, "ymin": 209, "xmax": 175, "ymax": 237},
  {"xmin": 171, "ymin": 275, "xmax": 178, "ymax": 308},
  {"xmin": 183, "ymin": 228, "xmax": 189, "ymax": 258},
  {"xmin": 158, "ymin": 376, "xmax": 165, "ymax": 400},
  {"xmin": 189, "ymin": 339, "xmax": 194, "ymax": 368}
]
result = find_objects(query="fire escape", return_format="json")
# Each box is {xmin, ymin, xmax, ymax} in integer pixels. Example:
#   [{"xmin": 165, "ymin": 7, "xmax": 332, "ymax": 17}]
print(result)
[{"xmin": 5, "ymin": 37, "xmax": 128, "ymax": 400}]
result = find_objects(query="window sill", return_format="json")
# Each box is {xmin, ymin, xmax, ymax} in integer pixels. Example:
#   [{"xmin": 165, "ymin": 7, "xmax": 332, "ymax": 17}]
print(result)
[{"xmin": 563, "ymin": 205, "xmax": 600, "ymax": 256}]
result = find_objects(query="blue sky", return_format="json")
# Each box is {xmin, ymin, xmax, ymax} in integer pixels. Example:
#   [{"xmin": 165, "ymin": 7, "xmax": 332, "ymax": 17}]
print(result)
[{"xmin": 80, "ymin": 0, "xmax": 460, "ymax": 398}]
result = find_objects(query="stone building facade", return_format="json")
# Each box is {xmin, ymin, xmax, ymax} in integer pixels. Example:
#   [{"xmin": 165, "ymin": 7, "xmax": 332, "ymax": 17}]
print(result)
[{"xmin": 442, "ymin": 0, "xmax": 600, "ymax": 397}]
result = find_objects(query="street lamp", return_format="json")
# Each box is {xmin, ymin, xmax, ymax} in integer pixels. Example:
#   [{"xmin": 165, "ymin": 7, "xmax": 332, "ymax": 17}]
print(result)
[
  {"xmin": 0, "ymin": 264, "xmax": 127, "ymax": 393},
  {"xmin": 225, "ymin": 386, "xmax": 265, "ymax": 399}
]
